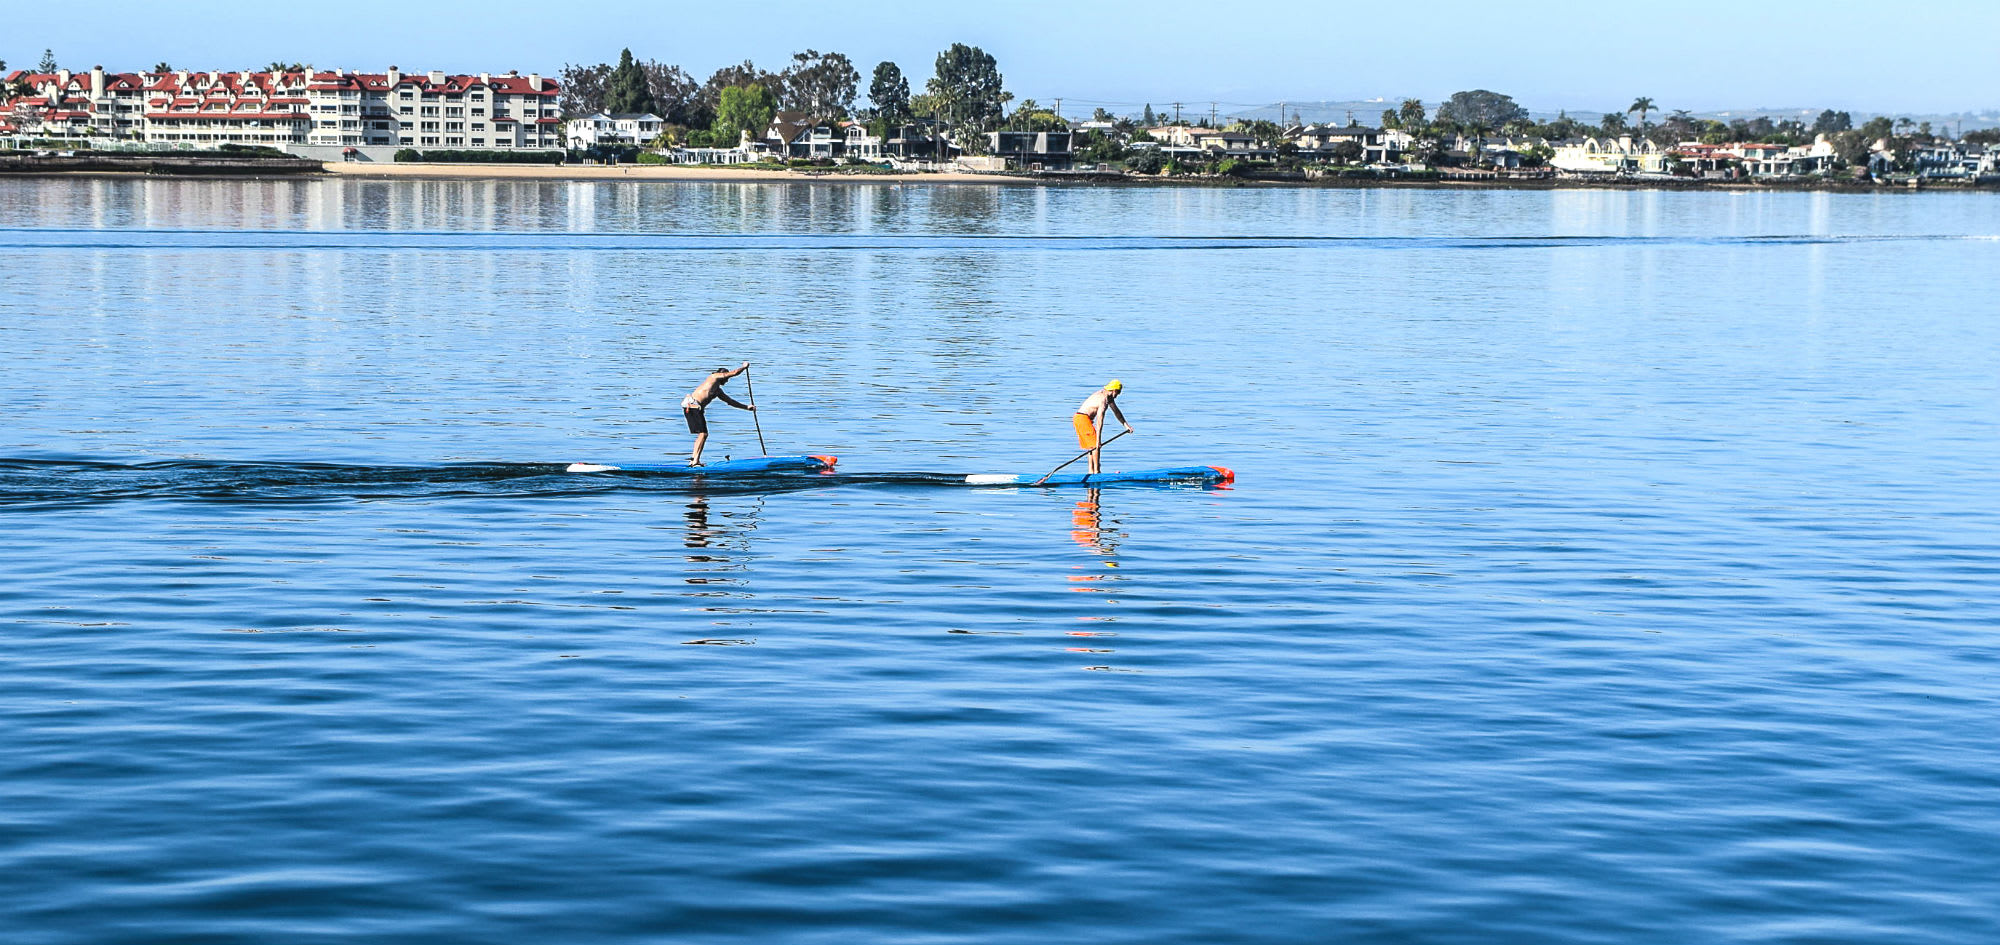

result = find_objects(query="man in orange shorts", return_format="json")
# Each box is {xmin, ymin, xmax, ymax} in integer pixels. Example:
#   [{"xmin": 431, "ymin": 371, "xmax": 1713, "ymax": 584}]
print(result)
[{"xmin": 1073, "ymin": 379, "xmax": 1133, "ymax": 474}]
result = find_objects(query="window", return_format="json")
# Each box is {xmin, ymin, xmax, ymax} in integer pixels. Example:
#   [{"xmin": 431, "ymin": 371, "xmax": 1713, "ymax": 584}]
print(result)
[
  {"xmin": 398, "ymin": 106, "xmax": 412, "ymax": 115},
  {"xmin": 470, "ymin": 138, "xmax": 485, "ymax": 146},
  {"xmin": 399, "ymin": 91, "xmax": 413, "ymax": 100},
  {"xmin": 445, "ymin": 107, "xmax": 462, "ymax": 117},
  {"xmin": 399, "ymin": 136, "xmax": 413, "ymax": 144}
]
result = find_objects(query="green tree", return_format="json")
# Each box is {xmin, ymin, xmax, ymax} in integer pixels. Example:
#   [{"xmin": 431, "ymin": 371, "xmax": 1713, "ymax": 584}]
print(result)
[
  {"xmin": 1142, "ymin": 103, "xmax": 1156, "ymax": 125},
  {"xmin": 265, "ymin": 61, "xmax": 307, "ymax": 74},
  {"xmin": 1398, "ymin": 98, "xmax": 1426, "ymax": 131},
  {"xmin": 1598, "ymin": 111, "xmax": 1629, "ymax": 136},
  {"xmin": 152, "ymin": 62, "xmax": 174, "ymax": 73},
  {"xmin": 605, "ymin": 49, "xmax": 658, "ymax": 115},
  {"xmin": 38, "ymin": 49, "xmax": 58, "ymax": 72},
  {"xmin": 781, "ymin": 50, "xmax": 859, "ymax": 120},
  {"xmin": 1380, "ymin": 109, "xmax": 1400, "ymax": 130},
  {"xmin": 559, "ymin": 62, "xmax": 613, "ymax": 118},
  {"xmin": 924, "ymin": 43, "xmax": 1005, "ymax": 132},
  {"xmin": 869, "ymin": 61, "xmax": 910, "ymax": 123},
  {"xmin": 712, "ymin": 83, "xmax": 777, "ymax": 146},
  {"xmin": 1437, "ymin": 90, "xmax": 1526, "ymax": 133},
  {"xmin": 697, "ymin": 61, "xmax": 779, "ymax": 129},
  {"xmin": 1330, "ymin": 140, "xmax": 1364, "ymax": 164},
  {"xmin": 1004, "ymin": 98, "xmax": 1065, "ymax": 132},
  {"xmin": 1812, "ymin": 109, "xmax": 1852, "ymax": 134},
  {"xmin": 642, "ymin": 60, "xmax": 699, "ymax": 127},
  {"xmin": 1627, "ymin": 96, "xmax": 1655, "ymax": 137}
]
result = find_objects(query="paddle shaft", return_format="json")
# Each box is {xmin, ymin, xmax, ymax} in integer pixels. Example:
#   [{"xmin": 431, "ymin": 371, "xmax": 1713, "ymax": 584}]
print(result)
[
  {"xmin": 1035, "ymin": 429, "xmax": 1130, "ymax": 485},
  {"xmin": 741, "ymin": 367, "xmax": 770, "ymax": 456}
]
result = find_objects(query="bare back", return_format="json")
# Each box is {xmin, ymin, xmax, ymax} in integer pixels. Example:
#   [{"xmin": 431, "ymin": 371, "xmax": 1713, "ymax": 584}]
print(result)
[
  {"xmin": 1076, "ymin": 389, "xmax": 1120, "ymax": 420},
  {"xmin": 686, "ymin": 372, "xmax": 731, "ymax": 407}
]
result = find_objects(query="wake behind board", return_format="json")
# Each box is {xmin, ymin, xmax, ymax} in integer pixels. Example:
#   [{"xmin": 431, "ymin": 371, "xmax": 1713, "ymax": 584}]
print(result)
[
  {"xmin": 566, "ymin": 455, "xmax": 837, "ymax": 474},
  {"xmin": 963, "ymin": 465, "xmax": 1234, "ymax": 487}
]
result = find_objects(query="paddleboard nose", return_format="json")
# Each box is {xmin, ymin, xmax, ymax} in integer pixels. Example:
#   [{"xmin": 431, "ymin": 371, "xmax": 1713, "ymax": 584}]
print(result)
[
  {"xmin": 1207, "ymin": 465, "xmax": 1235, "ymax": 483},
  {"xmin": 811, "ymin": 455, "xmax": 839, "ymax": 468}
]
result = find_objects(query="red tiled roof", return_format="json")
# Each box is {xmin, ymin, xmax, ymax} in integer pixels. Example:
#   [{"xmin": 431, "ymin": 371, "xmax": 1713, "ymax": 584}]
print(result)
[{"xmin": 147, "ymin": 113, "xmax": 309, "ymax": 121}]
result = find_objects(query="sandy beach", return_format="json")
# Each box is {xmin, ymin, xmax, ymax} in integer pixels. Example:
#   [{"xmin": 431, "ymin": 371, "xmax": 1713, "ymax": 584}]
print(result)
[{"xmin": 323, "ymin": 161, "xmax": 1042, "ymax": 184}]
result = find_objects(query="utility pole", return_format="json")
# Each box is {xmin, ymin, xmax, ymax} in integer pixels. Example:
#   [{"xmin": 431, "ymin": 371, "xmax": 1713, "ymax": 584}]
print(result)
[
  {"xmin": 1172, "ymin": 102, "xmax": 1182, "ymax": 124},
  {"xmin": 1209, "ymin": 102, "xmax": 1216, "ymax": 127}
]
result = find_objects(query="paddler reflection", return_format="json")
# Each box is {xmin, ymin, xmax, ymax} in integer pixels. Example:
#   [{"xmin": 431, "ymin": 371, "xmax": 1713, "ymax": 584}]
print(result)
[
  {"xmin": 1068, "ymin": 487, "xmax": 1122, "ymax": 554},
  {"xmin": 684, "ymin": 495, "xmax": 715, "ymax": 550}
]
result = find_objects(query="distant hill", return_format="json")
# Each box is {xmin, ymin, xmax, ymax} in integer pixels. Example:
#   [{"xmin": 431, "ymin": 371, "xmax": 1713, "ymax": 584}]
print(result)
[{"xmin": 1219, "ymin": 99, "xmax": 2000, "ymax": 133}]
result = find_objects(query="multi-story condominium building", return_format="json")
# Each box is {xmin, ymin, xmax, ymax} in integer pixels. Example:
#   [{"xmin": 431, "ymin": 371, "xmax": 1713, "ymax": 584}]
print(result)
[
  {"xmin": 303, "ymin": 67, "xmax": 561, "ymax": 149},
  {"xmin": 3, "ymin": 65, "xmax": 561, "ymax": 150}
]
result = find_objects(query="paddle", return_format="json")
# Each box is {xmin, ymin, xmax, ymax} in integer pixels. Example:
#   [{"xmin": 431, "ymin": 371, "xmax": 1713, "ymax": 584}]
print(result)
[
  {"xmin": 1034, "ymin": 429, "xmax": 1130, "ymax": 485},
  {"xmin": 741, "ymin": 365, "xmax": 770, "ymax": 456}
]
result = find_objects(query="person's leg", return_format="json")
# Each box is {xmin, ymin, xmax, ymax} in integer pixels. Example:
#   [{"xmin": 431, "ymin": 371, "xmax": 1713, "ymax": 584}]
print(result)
[
  {"xmin": 1073, "ymin": 413, "xmax": 1100, "ymax": 475},
  {"xmin": 1088, "ymin": 444, "xmax": 1101, "ymax": 474},
  {"xmin": 686, "ymin": 407, "xmax": 709, "ymax": 465}
]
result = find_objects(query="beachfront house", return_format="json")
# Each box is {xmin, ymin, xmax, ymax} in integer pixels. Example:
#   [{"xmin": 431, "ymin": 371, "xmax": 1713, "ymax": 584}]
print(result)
[
  {"xmin": 1740, "ymin": 138, "xmax": 1836, "ymax": 177},
  {"xmin": 982, "ymin": 130, "xmax": 1074, "ymax": 170},
  {"xmin": 1551, "ymin": 135, "xmax": 1668, "ymax": 176},
  {"xmin": 565, "ymin": 112, "xmax": 663, "ymax": 150},
  {"xmin": 1287, "ymin": 124, "xmax": 1408, "ymax": 164},
  {"xmin": 1191, "ymin": 129, "xmax": 1271, "ymax": 159},
  {"xmin": 1146, "ymin": 125, "xmax": 1216, "ymax": 148}
]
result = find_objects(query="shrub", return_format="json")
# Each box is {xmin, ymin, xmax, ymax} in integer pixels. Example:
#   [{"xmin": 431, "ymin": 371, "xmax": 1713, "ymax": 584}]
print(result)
[{"xmin": 395, "ymin": 148, "xmax": 564, "ymax": 165}]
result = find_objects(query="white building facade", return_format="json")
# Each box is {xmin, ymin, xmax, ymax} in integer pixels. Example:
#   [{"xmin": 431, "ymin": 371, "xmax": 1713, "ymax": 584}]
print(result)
[
  {"xmin": 3, "ymin": 66, "xmax": 560, "ymax": 150},
  {"xmin": 564, "ymin": 113, "xmax": 663, "ymax": 149}
]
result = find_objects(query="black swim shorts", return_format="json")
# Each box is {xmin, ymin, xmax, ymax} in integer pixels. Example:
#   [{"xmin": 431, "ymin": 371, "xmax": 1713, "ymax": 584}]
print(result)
[{"xmin": 684, "ymin": 406, "xmax": 707, "ymax": 435}]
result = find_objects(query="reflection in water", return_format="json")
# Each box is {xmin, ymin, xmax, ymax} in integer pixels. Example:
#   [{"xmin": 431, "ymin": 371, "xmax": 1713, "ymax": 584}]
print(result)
[
  {"xmin": 685, "ymin": 494, "xmax": 715, "ymax": 549},
  {"xmin": 1068, "ymin": 488, "xmax": 1121, "ymax": 554}
]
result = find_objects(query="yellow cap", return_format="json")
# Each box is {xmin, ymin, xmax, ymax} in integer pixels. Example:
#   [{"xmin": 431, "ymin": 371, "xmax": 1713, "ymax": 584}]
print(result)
[{"xmin": 1105, "ymin": 379, "xmax": 1123, "ymax": 391}]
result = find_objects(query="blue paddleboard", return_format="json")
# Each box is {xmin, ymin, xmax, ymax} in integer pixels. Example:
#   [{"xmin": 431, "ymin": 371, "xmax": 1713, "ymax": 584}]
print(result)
[
  {"xmin": 961, "ymin": 465, "xmax": 1234, "ymax": 487},
  {"xmin": 566, "ymin": 455, "xmax": 837, "ymax": 474}
]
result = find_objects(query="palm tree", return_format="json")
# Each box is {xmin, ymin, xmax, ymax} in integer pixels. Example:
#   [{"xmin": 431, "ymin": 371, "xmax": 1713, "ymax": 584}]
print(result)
[{"xmin": 1628, "ymin": 97, "xmax": 1655, "ymax": 138}]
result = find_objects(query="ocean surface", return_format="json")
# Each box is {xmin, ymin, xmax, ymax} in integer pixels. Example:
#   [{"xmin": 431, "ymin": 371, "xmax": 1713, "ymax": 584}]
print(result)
[{"xmin": 2, "ymin": 177, "xmax": 1997, "ymax": 944}]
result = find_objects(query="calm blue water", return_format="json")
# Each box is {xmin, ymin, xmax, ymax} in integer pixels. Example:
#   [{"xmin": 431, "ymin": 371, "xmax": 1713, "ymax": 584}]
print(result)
[{"xmin": 3, "ymin": 178, "xmax": 1998, "ymax": 944}]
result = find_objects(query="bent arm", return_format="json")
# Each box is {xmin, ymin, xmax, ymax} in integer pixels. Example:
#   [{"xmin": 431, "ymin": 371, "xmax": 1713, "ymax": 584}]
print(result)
[{"xmin": 1109, "ymin": 401, "xmax": 1132, "ymax": 430}]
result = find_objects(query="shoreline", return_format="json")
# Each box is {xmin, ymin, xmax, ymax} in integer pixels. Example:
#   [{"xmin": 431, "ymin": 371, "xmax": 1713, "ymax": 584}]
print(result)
[
  {"xmin": 321, "ymin": 161, "xmax": 1993, "ymax": 193},
  {"xmin": 320, "ymin": 162, "xmax": 1042, "ymax": 185},
  {"xmin": 2, "ymin": 157, "xmax": 1987, "ymax": 193}
]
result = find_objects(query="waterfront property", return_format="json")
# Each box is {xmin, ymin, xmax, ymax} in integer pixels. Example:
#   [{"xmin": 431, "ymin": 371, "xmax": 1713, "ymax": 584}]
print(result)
[
  {"xmin": 563, "ymin": 112, "xmax": 662, "ymax": 150},
  {"xmin": 2, "ymin": 66, "xmax": 561, "ymax": 151}
]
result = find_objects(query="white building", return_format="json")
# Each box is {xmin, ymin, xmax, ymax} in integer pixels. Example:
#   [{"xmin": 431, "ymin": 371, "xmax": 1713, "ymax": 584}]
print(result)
[
  {"xmin": 564, "ymin": 112, "xmax": 663, "ymax": 149},
  {"xmin": 2, "ymin": 65, "xmax": 561, "ymax": 151},
  {"xmin": 1551, "ymin": 136, "xmax": 1667, "ymax": 175}
]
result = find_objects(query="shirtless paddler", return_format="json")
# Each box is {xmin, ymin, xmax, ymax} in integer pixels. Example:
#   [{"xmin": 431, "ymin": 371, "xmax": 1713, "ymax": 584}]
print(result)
[
  {"xmin": 1073, "ymin": 380, "xmax": 1133, "ymax": 475},
  {"xmin": 683, "ymin": 362, "xmax": 754, "ymax": 466}
]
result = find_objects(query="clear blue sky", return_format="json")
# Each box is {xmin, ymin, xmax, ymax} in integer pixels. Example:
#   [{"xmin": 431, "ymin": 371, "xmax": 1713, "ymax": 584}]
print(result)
[{"xmin": 7, "ymin": 0, "xmax": 1994, "ymax": 116}]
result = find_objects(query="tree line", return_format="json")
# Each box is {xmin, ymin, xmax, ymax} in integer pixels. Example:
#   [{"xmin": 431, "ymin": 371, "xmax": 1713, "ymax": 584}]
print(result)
[{"xmin": 560, "ymin": 44, "xmax": 1008, "ymax": 149}]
